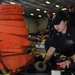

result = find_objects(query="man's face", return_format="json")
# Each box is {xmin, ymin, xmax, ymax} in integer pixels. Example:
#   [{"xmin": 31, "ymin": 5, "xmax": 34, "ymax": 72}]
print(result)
[{"xmin": 54, "ymin": 20, "xmax": 67, "ymax": 33}]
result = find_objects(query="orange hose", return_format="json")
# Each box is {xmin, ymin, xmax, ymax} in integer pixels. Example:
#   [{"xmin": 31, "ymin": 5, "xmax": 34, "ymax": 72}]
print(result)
[
  {"xmin": 0, "ymin": 21, "xmax": 26, "ymax": 27},
  {"xmin": 0, "ymin": 41, "xmax": 15, "ymax": 48},
  {"xmin": 0, "ymin": 63, "xmax": 4, "ymax": 70},
  {"xmin": 1, "ymin": 53, "xmax": 34, "ymax": 70},
  {"xmin": 0, "ymin": 48, "xmax": 26, "ymax": 53},
  {"xmin": 1, "ymin": 53, "xmax": 25, "ymax": 56},
  {"xmin": 0, "ymin": 41, "xmax": 29, "ymax": 49},
  {"xmin": 0, "ymin": 4, "xmax": 34, "ymax": 71},
  {"xmin": 0, "ymin": 15, "xmax": 24, "ymax": 20},
  {"xmin": 0, "ymin": 4, "xmax": 24, "ymax": 12},
  {"xmin": 0, "ymin": 25, "xmax": 28, "ymax": 35},
  {"xmin": 0, "ymin": 10, "xmax": 23, "ymax": 15},
  {"xmin": 0, "ymin": 33, "xmax": 30, "ymax": 46}
]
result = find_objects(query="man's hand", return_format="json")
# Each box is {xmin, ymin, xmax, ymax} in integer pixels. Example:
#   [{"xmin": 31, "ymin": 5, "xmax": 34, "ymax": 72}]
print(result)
[
  {"xmin": 71, "ymin": 54, "xmax": 75, "ymax": 62},
  {"xmin": 43, "ymin": 47, "xmax": 55, "ymax": 64},
  {"xmin": 57, "ymin": 60, "xmax": 71, "ymax": 69}
]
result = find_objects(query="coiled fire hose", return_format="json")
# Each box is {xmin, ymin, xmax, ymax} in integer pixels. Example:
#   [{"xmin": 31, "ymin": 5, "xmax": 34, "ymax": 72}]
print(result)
[{"xmin": 0, "ymin": 4, "xmax": 34, "ymax": 75}]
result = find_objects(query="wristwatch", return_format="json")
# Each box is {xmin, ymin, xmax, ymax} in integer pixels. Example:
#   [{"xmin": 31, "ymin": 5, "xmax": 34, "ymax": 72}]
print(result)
[{"xmin": 66, "ymin": 57, "xmax": 73, "ymax": 63}]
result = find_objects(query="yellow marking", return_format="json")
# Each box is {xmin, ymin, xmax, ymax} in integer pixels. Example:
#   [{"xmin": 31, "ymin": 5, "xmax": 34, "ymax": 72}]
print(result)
[{"xmin": 5, "ymin": 74, "xmax": 10, "ymax": 75}]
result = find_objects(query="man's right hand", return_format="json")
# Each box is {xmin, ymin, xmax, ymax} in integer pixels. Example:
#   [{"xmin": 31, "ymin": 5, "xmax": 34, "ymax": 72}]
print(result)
[{"xmin": 43, "ymin": 47, "xmax": 55, "ymax": 64}]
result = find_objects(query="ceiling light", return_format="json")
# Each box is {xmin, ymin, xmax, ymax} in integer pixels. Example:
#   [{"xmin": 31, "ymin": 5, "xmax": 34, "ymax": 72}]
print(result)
[
  {"xmin": 46, "ymin": 1, "xmax": 50, "ymax": 4},
  {"xmin": 36, "ymin": 8, "xmax": 40, "ymax": 11},
  {"xmin": 52, "ymin": 13, "xmax": 55, "ymax": 15},
  {"xmin": 44, "ymin": 11, "xmax": 47, "ymax": 13},
  {"xmin": 23, "ymin": 12, "xmax": 25, "ymax": 14},
  {"xmin": 10, "ymin": 2, "xmax": 15, "ymax": 4},
  {"xmin": 30, "ymin": 13, "xmax": 34, "ymax": 16},
  {"xmin": 38, "ymin": 15, "xmax": 42, "ymax": 17},
  {"xmin": 56, "ymin": 5, "xmax": 59, "ymax": 7},
  {"xmin": 62, "ymin": 8, "xmax": 67, "ymax": 10}
]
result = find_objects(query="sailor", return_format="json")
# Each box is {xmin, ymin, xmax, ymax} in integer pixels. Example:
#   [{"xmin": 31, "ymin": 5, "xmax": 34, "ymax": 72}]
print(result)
[{"xmin": 44, "ymin": 11, "xmax": 75, "ymax": 70}]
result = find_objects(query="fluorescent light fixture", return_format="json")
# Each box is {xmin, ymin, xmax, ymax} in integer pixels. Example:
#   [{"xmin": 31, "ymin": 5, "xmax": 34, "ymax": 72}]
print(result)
[
  {"xmin": 62, "ymin": 8, "xmax": 67, "ymax": 10},
  {"xmin": 10, "ymin": 2, "xmax": 15, "ymax": 4},
  {"xmin": 36, "ymin": 8, "xmax": 40, "ymax": 11},
  {"xmin": 30, "ymin": 13, "xmax": 34, "ymax": 16},
  {"xmin": 46, "ymin": 1, "xmax": 50, "ymax": 4},
  {"xmin": 56, "ymin": 5, "xmax": 59, "ymax": 7},
  {"xmin": 44, "ymin": 11, "xmax": 47, "ymax": 13},
  {"xmin": 38, "ymin": 15, "xmax": 42, "ymax": 17}
]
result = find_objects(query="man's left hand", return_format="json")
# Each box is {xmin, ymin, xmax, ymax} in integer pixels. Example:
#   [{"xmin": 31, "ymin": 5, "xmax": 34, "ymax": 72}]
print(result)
[{"xmin": 57, "ymin": 60, "xmax": 71, "ymax": 69}]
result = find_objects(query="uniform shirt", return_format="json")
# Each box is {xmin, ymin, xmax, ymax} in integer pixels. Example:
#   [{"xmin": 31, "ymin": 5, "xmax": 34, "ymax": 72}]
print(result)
[{"xmin": 51, "ymin": 25, "xmax": 75, "ymax": 57}]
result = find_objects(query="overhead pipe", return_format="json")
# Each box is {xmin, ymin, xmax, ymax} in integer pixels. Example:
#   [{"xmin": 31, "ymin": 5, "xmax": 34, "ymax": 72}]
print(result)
[
  {"xmin": 1, "ymin": 0, "xmax": 50, "ymax": 11},
  {"xmin": 16, "ymin": 0, "xmax": 50, "ymax": 11}
]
